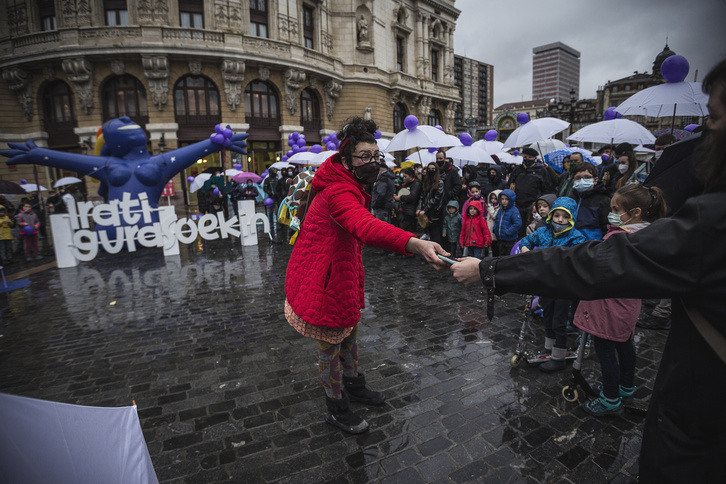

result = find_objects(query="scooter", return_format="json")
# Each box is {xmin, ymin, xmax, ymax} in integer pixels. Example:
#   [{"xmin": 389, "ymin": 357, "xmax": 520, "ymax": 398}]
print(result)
[
  {"xmin": 510, "ymin": 295, "xmax": 590, "ymax": 368},
  {"xmin": 561, "ymin": 330, "xmax": 648, "ymax": 415}
]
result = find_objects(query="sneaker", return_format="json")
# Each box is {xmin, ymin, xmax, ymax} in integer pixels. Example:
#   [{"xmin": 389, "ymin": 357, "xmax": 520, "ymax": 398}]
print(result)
[
  {"xmin": 594, "ymin": 384, "xmax": 634, "ymax": 405},
  {"xmin": 584, "ymin": 395, "xmax": 624, "ymax": 417}
]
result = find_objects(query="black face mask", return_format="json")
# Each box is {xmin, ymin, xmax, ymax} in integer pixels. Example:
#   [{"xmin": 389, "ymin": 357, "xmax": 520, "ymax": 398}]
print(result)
[
  {"xmin": 352, "ymin": 162, "xmax": 382, "ymax": 184},
  {"xmin": 436, "ymin": 159, "xmax": 445, "ymax": 168},
  {"xmin": 523, "ymin": 159, "xmax": 535, "ymax": 168},
  {"xmin": 427, "ymin": 170, "xmax": 437, "ymax": 176},
  {"xmin": 488, "ymin": 173, "xmax": 497, "ymax": 181}
]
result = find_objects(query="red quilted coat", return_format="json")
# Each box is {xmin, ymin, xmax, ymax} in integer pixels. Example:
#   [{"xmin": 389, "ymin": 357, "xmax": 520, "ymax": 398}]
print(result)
[
  {"xmin": 459, "ymin": 200, "xmax": 492, "ymax": 248},
  {"xmin": 285, "ymin": 156, "xmax": 415, "ymax": 328}
]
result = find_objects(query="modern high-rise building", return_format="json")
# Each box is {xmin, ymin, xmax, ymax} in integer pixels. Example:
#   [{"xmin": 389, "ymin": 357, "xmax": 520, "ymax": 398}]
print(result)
[
  {"xmin": 453, "ymin": 55, "xmax": 493, "ymax": 136},
  {"xmin": 532, "ymin": 42, "xmax": 580, "ymax": 102}
]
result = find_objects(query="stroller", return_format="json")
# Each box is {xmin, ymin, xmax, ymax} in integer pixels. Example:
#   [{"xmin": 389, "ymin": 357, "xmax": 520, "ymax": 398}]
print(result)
[{"xmin": 508, "ymin": 240, "xmax": 590, "ymax": 369}]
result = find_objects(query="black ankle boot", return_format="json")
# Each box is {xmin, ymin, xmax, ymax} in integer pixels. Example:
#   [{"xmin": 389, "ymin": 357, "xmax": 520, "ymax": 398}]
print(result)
[
  {"xmin": 325, "ymin": 394, "xmax": 369, "ymax": 434},
  {"xmin": 539, "ymin": 347, "xmax": 567, "ymax": 373},
  {"xmin": 343, "ymin": 372, "xmax": 386, "ymax": 405}
]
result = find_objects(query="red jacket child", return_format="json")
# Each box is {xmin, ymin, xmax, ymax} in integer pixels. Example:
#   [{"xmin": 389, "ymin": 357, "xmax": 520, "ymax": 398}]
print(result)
[{"xmin": 459, "ymin": 200, "xmax": 492, "ymax": 248}]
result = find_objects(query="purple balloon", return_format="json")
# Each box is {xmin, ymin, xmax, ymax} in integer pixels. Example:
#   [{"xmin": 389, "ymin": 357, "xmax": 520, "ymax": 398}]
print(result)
[
  {"xmin": 296, "ymin": 138, "xmax": 306, "ymax": 147},
  {"xmin": 404, "ymin": 115, "xmax": 419, "ymax": 130},
  {"xmin": 684, "ymin": 123, "xmax": 699, "ymax": 132},
  {"xmin": 375, "ymin": 130, "xmax": 382, "ymax": 139},
  {"xmin": 261, "ymin": 169, "xmax": 269, "ymax": 179},
  {"xmin": 281, "ymin": 155, "xmax": 288, "ymax": 162},
  {"xmin": 323, "ymin": 135, "xmax": 330, "ymax": 143},
  {"xmin": 661, "ymin": 55, "xmax": 689, "ymax": 83},
  {"xmin": 215, "ymin": 125, "xmax": 224, "ymax": 134},
  {"xmin": 601, "ymin": 154, "xmax": 610, "ymax": 163},
  {"xmin": 603, "ymin": 107, "xmax": 617, "ymax": 121},
  {"xmin": 223, "ymin": 128, "xmax": 233, "ymax": 138},
  {"xmin": 460, "ymin": 132, "xmax": 473, "ymax": 146},
  {"xmin": 516, "ymin": 113, "xmax": 529, "ymax": 124},
  {"xmin": 213, "ymin": 188, "xmax": 220, "ymax": 196},
  {"xmin": 292, "ymin": 131, "xmax": 300, "ymax": 141},
  {"xmin": 264, "ymin": 197, "xmax": 274, "ymax": 207},
  {"xmin": 310, "ymin": 144, "xmax": 322, "ymax": 154},
  {"xmin": 286, "ymin": 150, "xmax": 294, "ymax": 157},
  {"xmin": 434, "ymin": 125, "xmax": 443, "ymax": 131},
  {"xmin": 187, "ymin": 176, "xmax": 195, "ymax": 183},
  {"xmin": 484, "ymin": 129, "xmax": 498, "ymax": 141},
  {"xmin": 615, "ymin": 112, "xmax": 622, "ymax": 119},
  {"xmin": 234, "ymin": 163, "xmax": 242, "ymax": 170},
  {"xmin": 22, "ymin": 225, "xmax": 35, "ymax": 236},
  {"xmin": 513, "ymin": 150, "xmax": 520, "ymax": 157},
  {"xmin": 428, "ymin": 147, "xmax": 438, "ymax": 153},
  {"xmin": 20, "ymin": 179, "xmax": 27, "ymax": 184},
  {"xmin": 329, "ymin": 133, "xmax": 338, "ymax": 142},
  {"xmin": 288, "ymin": 139, "xmax": 295, "ymax": 147},
  {"xmin": 211, "ymin": 133, "xmax": 225, "ymax": 144}
]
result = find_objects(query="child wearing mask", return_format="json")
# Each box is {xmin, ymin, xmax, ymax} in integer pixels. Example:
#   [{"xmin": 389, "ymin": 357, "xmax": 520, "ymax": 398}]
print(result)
[
  {"xmin": 486, "ymin": 190, "xmax": 502, "ymax": 249},
  {"xmin": 442, "ymin": 200, "xmax": 462, "ymax": 258},
  {"xmin": 519, "ymin": 197, "xmax": 586, "ymax": 372},
  {"xmin": 571, "ymin": 163, "xmax": 611, "ymax": 241},
  {"xmin": 492, "ymin": 189, "xmax": 521, "ymax": 257},
  {"xmin": 459, "ymin": 200, "xmax": 491, "ymax": 259},
  {"xmin": 573, "ymin": 184, "xmax": 667, "ymax": 415},
  {"xmin": 461, "ymin": 180, "xmax": 484, "ymax": 215},
  {"xmin": 526, "ymin": 194, "xmax": 556, "ymax": 236}
]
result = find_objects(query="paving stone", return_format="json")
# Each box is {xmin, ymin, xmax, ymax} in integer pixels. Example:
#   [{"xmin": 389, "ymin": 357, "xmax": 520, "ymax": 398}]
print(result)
[{"xmin": 0, "ymin": 238, "xmax": 668, "ymax": 483}]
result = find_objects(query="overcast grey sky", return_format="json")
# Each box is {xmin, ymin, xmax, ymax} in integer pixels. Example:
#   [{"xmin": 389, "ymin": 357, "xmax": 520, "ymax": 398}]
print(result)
[{"xmin": 453, "ymin": 0, "xmax": 726, "ymax": 108}]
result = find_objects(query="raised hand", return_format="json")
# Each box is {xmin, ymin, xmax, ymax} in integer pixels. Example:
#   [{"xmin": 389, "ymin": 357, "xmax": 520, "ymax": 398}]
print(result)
[
  {"xmin": 210, "ymin": 124, "xmax": 249, "ymax": 155},
  {"xmin": 1, "ymin": 139, "xmax": 38, "ymax": 165}
]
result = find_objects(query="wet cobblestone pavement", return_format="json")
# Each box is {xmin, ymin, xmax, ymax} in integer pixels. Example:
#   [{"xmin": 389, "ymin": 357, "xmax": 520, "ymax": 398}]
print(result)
[{"xmin": 0, "ymin": 233, "xmax": 668, "ymax": 483}]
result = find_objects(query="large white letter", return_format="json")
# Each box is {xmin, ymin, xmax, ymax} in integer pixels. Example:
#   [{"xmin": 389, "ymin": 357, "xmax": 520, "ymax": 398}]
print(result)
[
  {"xmin": 198, "ymin": 213, "xmax": 220, "ymax": 240},
  {"xmin": 119, "ymin": 192, "xmax": 141, "ymax": 225},
  {"xmin": 175, "ymin": 218, "xmax": 199, "ymax": 244},
  {"xmin": 98, "ymin": 228, "xmax": 125, "ymax": 254},
  {"xmin": 91, "ymin": 200, "xmax": 120, "ymax": 227},
  {"xmin": 137, "ymin": 223, "xmax": 164, "ymax": 248},
  {"xmin": 71, "ymin": 230, "xmax": 99, "ymax": 261}
]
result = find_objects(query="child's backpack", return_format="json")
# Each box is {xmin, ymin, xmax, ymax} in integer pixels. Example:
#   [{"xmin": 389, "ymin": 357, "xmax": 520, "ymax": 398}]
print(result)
[{"xmin": 277, "ymin": 171, "xmax": 317, "ymax": 244}]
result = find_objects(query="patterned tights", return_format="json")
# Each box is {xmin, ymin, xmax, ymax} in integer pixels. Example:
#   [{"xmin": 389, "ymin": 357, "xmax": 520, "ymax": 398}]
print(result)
[{"xmin": 317, "ymin": 325, "xmax": 359, "ymax": 399}]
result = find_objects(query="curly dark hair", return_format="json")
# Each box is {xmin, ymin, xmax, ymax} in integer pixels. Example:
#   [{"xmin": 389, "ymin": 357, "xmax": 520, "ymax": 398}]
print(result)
[{"xmin": 336, "ymin": 117, "xmax": 377, "ymax": 168}]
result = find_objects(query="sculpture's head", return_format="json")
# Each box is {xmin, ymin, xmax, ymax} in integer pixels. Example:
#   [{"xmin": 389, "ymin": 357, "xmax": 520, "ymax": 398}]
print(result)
[{"xmin": 101, "ymin": 117, "xmax": 148, "ymax": 157}]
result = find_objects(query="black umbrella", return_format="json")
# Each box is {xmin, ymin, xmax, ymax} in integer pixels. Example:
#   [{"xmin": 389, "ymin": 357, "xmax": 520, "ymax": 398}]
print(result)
[{"xmin": 0, "ymin": 179, "xmax": 27, "ymax": 195}]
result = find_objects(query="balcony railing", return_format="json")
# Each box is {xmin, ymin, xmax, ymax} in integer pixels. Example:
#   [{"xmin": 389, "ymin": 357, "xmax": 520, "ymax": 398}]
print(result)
[{"xmin": 162, "ymin": 27, "xmax": 224, "ymax": 43}]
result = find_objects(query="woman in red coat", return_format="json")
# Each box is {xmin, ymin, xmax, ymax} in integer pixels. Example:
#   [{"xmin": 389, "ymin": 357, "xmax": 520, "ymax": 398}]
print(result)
[{"xmin": 285, "ymin": 117, "xmax": 447, "ymax": 433}]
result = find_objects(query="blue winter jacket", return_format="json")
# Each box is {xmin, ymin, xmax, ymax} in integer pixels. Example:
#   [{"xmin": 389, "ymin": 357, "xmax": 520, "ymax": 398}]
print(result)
[
  {"xmin": 493, "ymin": 189, "xmax": 522, "ymax": 242},
  {"xmin": 520, "ymin": 196, "xmax": 586, "ymax": 249}
]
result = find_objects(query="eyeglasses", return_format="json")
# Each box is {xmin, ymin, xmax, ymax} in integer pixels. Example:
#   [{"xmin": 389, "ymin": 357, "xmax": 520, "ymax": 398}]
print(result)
[{"xmin": 350, "ymin": 151, "xmax": 382, "ymax": 164}]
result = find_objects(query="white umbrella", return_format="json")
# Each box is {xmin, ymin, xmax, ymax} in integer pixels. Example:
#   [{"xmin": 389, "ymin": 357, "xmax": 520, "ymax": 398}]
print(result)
[
  {"xmin": 270, "ymin": 161, "xmax": 293, "ymax": 170},
  {"xmin": 21, "ymin": 183, "xmax": 47, "ymax": 192},
  {"xmin": 53, "ymin": 176, "xmax": 82, "ymax": 188},
  {"xmin": 502, "ymin": 117, "xmax": 570, "ymax": 150},
  {"xmin": 310, "ymin": 150, "xmax": 338, "ymax": 165},
  {"xmin": 189, "ymin": 173, "xmax": 211, "ymax": 193},
  {"xmin": 377, "ymin": 139, "xmax": 391, "ymax": 152},
  {"xmin": 411, "ymin": 148, "xmax": 437, "ymax": 165},
  {"xmin": 225, "ymin": 168, "xmax": 243, "ymax": 177},
  {"xmin": 386, "ymin": 124, "xmax": 455, "ymax": 152},
  {"xmin": 439, "ymin": 133, "xmax": 463, "ymax": 148},
  {"xmin": 529, "ymin": 139, "xmax": 568, "ymax": 157},
  {"xmin": 494, "ymin": 152, "xmax": 523, "ymax": 165},
  {"xmin": 288, "ymin": 151, "xmax": 316, "ymax": 164},
  {"xmin": 472, "ymin": 139, "xmax": 504, "ymax": 154},
  {"xmin": 385, "ymin": 160, "xmax": 396, "ymax": 168},
  {"xmin": 567, "ymin": 119, "xmax": 656, "ymax": 145},
  {"xmin": 615, "ymin": 82, "xmax": 709, "ymax": 118},
  {"xmin": 634, "ymin": 144, "xmax": 655, "ymax": 153},
  {"xmin": 445, "ymin": 145, "xmax": 495, "ymax": 167}
]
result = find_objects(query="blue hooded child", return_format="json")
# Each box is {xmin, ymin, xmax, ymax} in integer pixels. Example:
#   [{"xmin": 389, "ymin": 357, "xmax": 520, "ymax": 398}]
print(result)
[{"xmin": 519, "ymin": 196, "xmax": 586, "ymax": 249}]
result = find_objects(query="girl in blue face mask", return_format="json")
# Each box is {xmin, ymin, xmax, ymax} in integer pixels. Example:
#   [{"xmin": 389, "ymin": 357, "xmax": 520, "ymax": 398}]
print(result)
[
  {"xmin": 571, "ymin": 163, "xmax": 613, "ymax": 241},
  {"xmin": 571, "ymin": 183, "xmax": 667, "ymax": 417}
]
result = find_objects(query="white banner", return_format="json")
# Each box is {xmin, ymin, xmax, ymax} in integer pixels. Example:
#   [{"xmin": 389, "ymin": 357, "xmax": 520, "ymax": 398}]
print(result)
[{"xmin": 0, "ymin": 393, "xmax": 158, "ymax": 484}]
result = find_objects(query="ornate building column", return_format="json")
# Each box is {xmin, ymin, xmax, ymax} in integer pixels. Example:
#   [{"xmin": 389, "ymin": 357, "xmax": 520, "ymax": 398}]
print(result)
[
  {"xmin": 415, "ymin": 13, "xmax": 424, "ymax": 77},
  {"xmin": 142, "ymin": 55, "xmax": 170, "ymax": 111},
  {"xmin": 222, "ymin": 59, "xmax": 246, "ymax": 112},
  {"xmin": 283, "ymin": 69, "xmax": 306, "ymax": 115},
  {"xmin": 323, "ymin": 79, "xmax": 342, "ymax": 121},
  {"xmin": 61, "ymin": 58, "xmax": 94, "ymax": 114},
  {"xmin": 446, "ymin": 25, "xmax": 455, "ymax": 84},
  {"xmin": 2, "ymin": 67, "xmax": 33, "ymax": 121},
  {"xmin": 422, "ymin": 15, "xmax": 430, "ymax": 78}
]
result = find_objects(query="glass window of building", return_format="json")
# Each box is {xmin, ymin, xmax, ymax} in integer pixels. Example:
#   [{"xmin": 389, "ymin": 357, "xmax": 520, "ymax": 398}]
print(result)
[
  {"xmin": 174, "ymin": 76, "xmax": 220, "ymax": 118},
  {"xmin": 179, "ymin": 0, "xmax": 204, "ymax": 28},
  {"xmin": 104, "ymin": 0, "xmax": 128, "ymax": 26},
  {"xmin": 39, "ymin": 0, "xmax": 56, "ymax": 31},
  {"xmin": 102, "ymin": 75, "xmax": 149, "ymax": 124},
  {"xmin": 303, "ymin": 5, "xmax": 314, "ymax": 49},
  {"xmin": 431, "ymin": 49, "xmax": 439, "ymax": 82},
  {"xmin": 428, "ymin": 109, "xmax": 441, "ymax": 127},
  {"xmin": 393, "ymin": 103, "xmax": 407, "ymax": 132},
  {"xmin": 250, "ymin": 0, "xmax": 268, "ymax": 38},
  {"xmin": 396, "ymin": 37, "xmax": 405, "ymax": 72},
  {"xmin": 244, "ymin": 81, "xmax": 279, "ymax": 121}
]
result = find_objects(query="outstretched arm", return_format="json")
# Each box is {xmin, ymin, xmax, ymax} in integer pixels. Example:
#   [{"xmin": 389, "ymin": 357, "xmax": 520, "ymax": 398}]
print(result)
[
  {"xmin": 161, "ymin": 125, "xmax": 249, "ymax": 179},
  {"xmin": 2, "ymin": 140, "xmax": 112, "ymax": 181}
]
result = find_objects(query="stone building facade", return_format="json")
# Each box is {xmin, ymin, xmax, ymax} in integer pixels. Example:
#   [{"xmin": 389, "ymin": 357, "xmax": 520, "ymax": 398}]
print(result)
[{"xmin": 0, "ymin": 0, "xmax": 460, "ymax": 205}]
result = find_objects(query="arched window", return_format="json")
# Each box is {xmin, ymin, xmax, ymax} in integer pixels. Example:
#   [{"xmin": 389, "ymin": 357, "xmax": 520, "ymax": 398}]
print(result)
[
  {"xmin": 393, "ymin": 102, "xmax": 408, "ymax": 132},
  {"xmin": 41, "ymin": 81, "xmax": 78, "ymax": 148},
  {"xmin": 102, "ymin": 75, "xmax": 148, "ymax": 125},
  {"xmin": 300, "ymin": 88, "xmax": 321, "ymax": 141},
  {"xmin": 244, "ymin": 80, "xmax": 280, "ymax": 125},
  {"xmin": 428, "ymin": 109, "xmax": 441, "ymax": 127},
  {"xmin": 174, "ymin": 75, "xmax": 221, "ymax": 140}
]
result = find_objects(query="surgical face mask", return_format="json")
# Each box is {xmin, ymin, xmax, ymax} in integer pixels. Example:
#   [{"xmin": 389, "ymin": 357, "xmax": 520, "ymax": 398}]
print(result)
[
  {"xmin": 617, "ymin": 164, "xmax": 628, "ymax": 174},
  {"xmin": 654, "ymin": 150, "xmax": 663, "ymax": 160},
  {"xmin": 417, "ymin": 169, "xmax": 422, "ymax": 174},
  {"xmin": 573, "ymin": 178, "xmax": 595, "ymax": 192},
  {"xmin": 551, "ymin": 221, "xmax": 569, "ymax": 233},
  {"xmin": 288, "ymin": 171, "xmax": 294, "ymax": 176},
  {"xmin": 608, "ymin": 209, "xmax": 634, "ymax": 226}
]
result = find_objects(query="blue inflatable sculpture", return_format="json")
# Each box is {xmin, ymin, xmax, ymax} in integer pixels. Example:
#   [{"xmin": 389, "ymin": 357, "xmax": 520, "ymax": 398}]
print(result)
[{"xmin": 1, "ymin": 117, "xmax": 248, "ymax": 226}]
